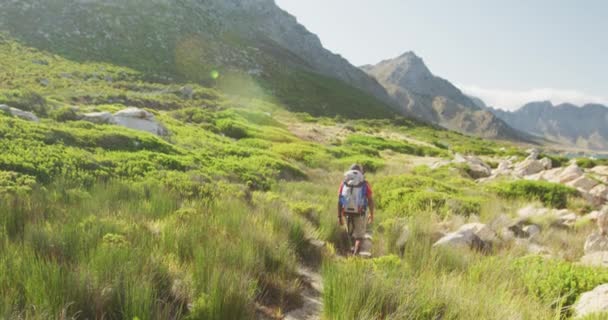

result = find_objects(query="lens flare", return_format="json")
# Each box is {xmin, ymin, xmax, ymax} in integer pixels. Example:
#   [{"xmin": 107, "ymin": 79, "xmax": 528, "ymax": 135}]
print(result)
[{"xmin": 210, "ymin": 70, "xmax": 220, "ymax": 80}]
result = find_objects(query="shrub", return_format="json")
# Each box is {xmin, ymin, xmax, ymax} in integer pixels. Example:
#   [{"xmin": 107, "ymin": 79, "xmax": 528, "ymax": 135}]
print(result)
[
  {"xmin": 576, "ymin": 158, "xmax": 608, "ymax": 169},
  {"xmin": 490, "ymin": 180, "xmax": 578, "ymax": 208},
  {"xmin": 513, "ymin": 256, "xmax": 608, "ymax": 316},
  {"xmin": 215, "ymin": 119, "xmax": 249, "ymax": 140},
  {"xmin": 49, "ymin": 106, "xmax": 80, "ymax": 122}
]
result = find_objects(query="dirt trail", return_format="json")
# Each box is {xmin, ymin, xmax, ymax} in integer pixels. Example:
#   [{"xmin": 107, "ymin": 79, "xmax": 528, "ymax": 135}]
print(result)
[{"xmin": 284, "ymin": 267, "xmax": 323, "ymax": 320}]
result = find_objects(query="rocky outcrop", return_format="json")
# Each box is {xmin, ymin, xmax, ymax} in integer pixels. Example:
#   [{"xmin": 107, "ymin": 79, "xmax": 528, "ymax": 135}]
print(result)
[
  {"xmin": 514, "ymin": 159, "xmax": 545, "ymax": 177},
  {"xmin": 584, "ymin": 232, "xmax": 608, "ymax": 254},
  {"xmin": 0, "ymin": 104, "xmax": 39, "ymax": 122},
  {"xmin": 573, "ymin": 284, "xmax": 608, "ymax": 318},
  {"xmin": 433, "ymin": 230, "xmax": 488, "ymax": 251}
]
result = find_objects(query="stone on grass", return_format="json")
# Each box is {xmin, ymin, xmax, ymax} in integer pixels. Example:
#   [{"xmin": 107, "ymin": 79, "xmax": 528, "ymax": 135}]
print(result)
[
  {"xmin": 0, "ymin": 105, "xmax": 39, "ymax": 122},
  {"xmin": 113, "ymin": 107, "xmax": 168, "ymax": 136},
  {"xmin": 573, "ymin": 284, "xmax": 608, "ymax": 318}
]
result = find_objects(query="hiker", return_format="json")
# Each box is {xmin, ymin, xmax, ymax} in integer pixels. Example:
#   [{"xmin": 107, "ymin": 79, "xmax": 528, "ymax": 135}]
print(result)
[{"xmin": 338, "ymin": 164, "xmax": 375, "ymax": 255}]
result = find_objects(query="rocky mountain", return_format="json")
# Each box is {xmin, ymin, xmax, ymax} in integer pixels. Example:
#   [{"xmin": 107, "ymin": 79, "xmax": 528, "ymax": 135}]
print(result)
[
  {"xmin": 0, "ymin": 0, "xmax": 397, "ymax": 118},
  {"xmin": 490, "ymin": 102, "xmax": 608, "ymax": 150},
  {"xmin": 362, "ymin": 52, "xmax": 526, "ymax": 140}
]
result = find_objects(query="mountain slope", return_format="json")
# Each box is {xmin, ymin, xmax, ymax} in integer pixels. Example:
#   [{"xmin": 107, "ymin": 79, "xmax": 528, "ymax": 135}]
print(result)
[
  {"xmin": 0, "ymin": 0, "xmax": 397, "ymax": 118},
  {"xmin": 491, "ymin": 101, "xmax": 608, "ymax": 150},
  {"xmin": 362, "ymin": 52, "xmax": 526, "ymax": 140}
]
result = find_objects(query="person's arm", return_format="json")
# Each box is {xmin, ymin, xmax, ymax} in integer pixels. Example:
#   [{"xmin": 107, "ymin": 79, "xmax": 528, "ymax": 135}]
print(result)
[
  {"xmin": 366, "ymin": 182, "xmax": 375, "ymax": 223},
  {"xmin": 367, "ymin": 197, "xmax": 375, "ymax": 223}
]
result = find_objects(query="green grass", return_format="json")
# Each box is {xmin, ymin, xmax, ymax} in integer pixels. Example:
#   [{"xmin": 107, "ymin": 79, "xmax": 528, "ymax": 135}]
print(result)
[
  {"xmin": 490, "ymin": 180, "xmax": 579, "ymax": 209},
  {"xmin": 1, "ymin": 32, "xmax": 597, "ymax": 320}
]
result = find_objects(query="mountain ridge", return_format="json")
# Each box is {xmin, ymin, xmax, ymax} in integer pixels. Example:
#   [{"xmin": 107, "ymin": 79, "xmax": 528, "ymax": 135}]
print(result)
[
  {"xmin": 490, "ymin": 101, "xmax": 608, "ymax": 150},
  {"xmin": 362, "ymin": 52, "xmax": 528, "ymax": 140},
  {"xmin": 0, "ymin": 0, "xmax": 399, "ymax": 118}
]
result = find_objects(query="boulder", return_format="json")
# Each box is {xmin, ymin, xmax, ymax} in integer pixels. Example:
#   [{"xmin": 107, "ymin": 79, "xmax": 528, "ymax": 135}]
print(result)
[
  {"xmin": 584, "ymin": 232, "xmax": 608, "ymax": 254},
  {"xmin": 526, "ymin": 148, "xmax": 540, "ymax": 160},
  {"xmin": 514, "ymin": 159, "xmax": 545, "ymax": 177},
  {"xmin": 567, "ymin": 176, "xmax": 600, "ymax": 192},
  {"xmin": 557, "ymin": 164, "xmax": 584, "ymax": 184},
  {"xmin": 82, "ymin": 111, "xmax": 114, "ymax": 124},
  {"xmin": 497, "ymin": 160, "xmax": 511, "ymax": 171},
  {"xmin": 579, "ymin": 251, "xmax": 608, "ymax": 268},
  {"xmin": 553, "ymin": 209, "xmax": 578, "ymax": 228},
  {"xmin": 0, "ymin": 105, "xmax": 39, "ymax": 122},
  {"xmin": 573, "ymin": 284, "xmax": 608, "ymax": 318},
  {"xmin": 590, "ymin": 184, "xmax": 608, "ymax": 201},
  {"xmin": 457, "ymin": 223, "xmax": 497, "ymax": 242},
  {"xmin": 540, "ymin": 167, "xmax": 565, "ymax": 183},
  {"xmin": 454, "ymin": 154, "xmax": 492, "ymax": 179},
  {"xmin": 113, "ymin": 107, "xmax": 168, "ymax": 136},
  {"xmin": 540, "ymin": 157, "xmax": 553, "ymax": 170},
  {"xmin": 433, "ymin": 230, "xmax": 488, "ymax": 251},
  {"xmin": 523, "ymin": 224, "xmax": 541, "ymax": 239}
]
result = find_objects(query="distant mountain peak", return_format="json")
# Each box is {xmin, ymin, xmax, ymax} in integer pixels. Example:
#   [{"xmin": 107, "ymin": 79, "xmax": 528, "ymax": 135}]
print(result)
[
  {"xmin": 491, "ymin": 101, "xmax": 608, "ymax": 150},
  {"xmin": 362, "ymin": 52, "xmax": 528, "ymax": 141}
]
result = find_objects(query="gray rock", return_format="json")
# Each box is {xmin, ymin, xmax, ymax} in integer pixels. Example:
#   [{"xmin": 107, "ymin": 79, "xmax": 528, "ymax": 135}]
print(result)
[
  {"xmin": 39, "ymin": 78, "xmax": 50, "ymax": 87},
  {"xmin": 568, "ymin": 176, "xmax": 600, "ymax": 192},
  {"xmin": 433, "ymin": 230, "xmax": 488, "ymax": 251},
  {"xmin": 454, "ymin": 154, "xmax": 492, "ymax": 179},
  {"xmin": 523, "ymin": 224, "xmax": 541, "ymax": 239},
  {"xmin": 113, "ymin": 107, "xmax": 168, "ymax": 136},
  {"xmin": 0, "ymin": 105, "xmax": 39, "ymax": 122},
  {"xmin": 514, "ymin": 159, "xmax": 545, "ymax": 177},
  {"xmin": 558, "ymin": 164, "xmax": 584, "ymax": 184},
  {"xmin": 82, "ymin": 111, "xmax": 114, "ymax": 124},
  {"xmin": 584, "ymin": 232, "xmax": 608, "ymax": 254},
  {"xmin": 573, "ymin": 284, "xmax": 608, "ymax": 318},
  {"xmin": 526, "ymin": 148, "xmax": 540, "ymax": 161},
  {"xmin": 457, "ymin": 223, "xmax": 497, "ymax": 242},
  {"xmin": 540, "ymin": 157, "xmax": 553, "ymax": 170}
]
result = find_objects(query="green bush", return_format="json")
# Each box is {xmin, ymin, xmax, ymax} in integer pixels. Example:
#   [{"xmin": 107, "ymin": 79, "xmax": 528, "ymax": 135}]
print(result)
[
  {"xmin": 577, "ymin": 158, "xmax": 608, "ymax": 169},
  {"xmin": 49, "ymin": 106, "xmax": 80, "ymax": 122},
  {"xmin": 513, "ymin": 256, "xmax": 608, "ymax": 315},
  {"xmin": 490, "ymin": 180, "xmax": 578, "ymax": 208},
  {"xmin": 375, "ymin": 168, "xmax": 483, "ymax": 217},
  {"xmin": 215, "ymin": 119, "xmax": 249, "ymax": 140}
]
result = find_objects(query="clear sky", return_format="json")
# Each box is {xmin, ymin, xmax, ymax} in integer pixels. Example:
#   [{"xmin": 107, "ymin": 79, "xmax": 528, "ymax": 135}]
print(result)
[{"xmin": 275, "ymin": 0, "xmax": 608, "ymax": 110}]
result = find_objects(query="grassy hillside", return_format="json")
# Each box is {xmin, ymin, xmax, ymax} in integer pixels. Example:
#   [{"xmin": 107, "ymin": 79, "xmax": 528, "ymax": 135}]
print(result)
[{"xmin": 1, "ymin": 36, "xmax": 604, "ymax": 319}]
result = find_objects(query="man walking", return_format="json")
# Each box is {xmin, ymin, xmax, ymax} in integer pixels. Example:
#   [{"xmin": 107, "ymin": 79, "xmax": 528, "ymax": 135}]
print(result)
[{"xmin": 338, "ymin": 164, "xmax": 375, "ymax": 255}]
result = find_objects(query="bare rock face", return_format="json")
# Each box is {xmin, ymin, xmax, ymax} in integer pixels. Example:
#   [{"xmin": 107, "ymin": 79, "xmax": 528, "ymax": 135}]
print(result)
[
  {"xmin": 584, "ymin": 232, "xmax": 608, "ymax": 254},
  {"xmin": 0, "ymin": 104, "xmax": 39, "ymax": 122},
  {"xmin": 573, "ymin": 284, "xmax": 608, "ymax": 318},
  {"xmin": 113, "ymin": 107, "xmax": 169, "ymax": 136},
  {"xmin": 514, "ymin": 159, "xmax": 545, "ymax": 177},
  {"xmin": 557, "ymin": 164, "xmax": 584, "ymax": 184},
  {"xmin": 590, "ymin": 184, "xmax": 608, "ymax": 201},
  {"xmin": 567, "ymin": 176, "xmax": 600, "ymax": 192}
]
